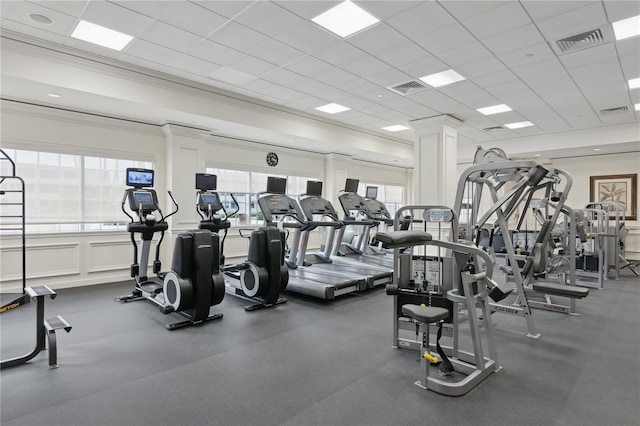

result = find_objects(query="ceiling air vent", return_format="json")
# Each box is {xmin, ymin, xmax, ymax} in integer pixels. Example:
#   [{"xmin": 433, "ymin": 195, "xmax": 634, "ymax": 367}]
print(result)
[
  {"xmin": 483, "ymin": 126, "xmax": 505, "ymax": 132},
  {"xmin": 600, "ymin": 106, "xmax": 628, "ymax": 115},
  {"xmin": 387, "ymin": 80, "xmax": 428, "ymax": 96},
  {"xmin": 555, "ymin": 28, "xmax": 605, "ymax": 53}
]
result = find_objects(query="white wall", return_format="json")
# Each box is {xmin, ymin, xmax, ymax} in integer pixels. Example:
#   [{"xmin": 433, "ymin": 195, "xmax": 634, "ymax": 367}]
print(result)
[{"xmin": 0, "ymin": 102, "xmax": 411, "ymax": 291}]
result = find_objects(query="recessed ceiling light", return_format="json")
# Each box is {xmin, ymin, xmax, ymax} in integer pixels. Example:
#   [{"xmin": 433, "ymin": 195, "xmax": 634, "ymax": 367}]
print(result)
[
  {"xmin": 377, "ymin": 94, "xmax": 383, "ymax": 98},
  {"xmin": 382, "ymin": 125, "xmax": 410, "ymax": 132},
  {"xmin": 71, "ymin": 20, "xmax": 133, "ymax": 51},
  {"xmin": 312, "ymin": 1, "xmax": 379, "ymax": 38},
  {"xmin": 628, "ymin": 78, "xmax": 640, "ymax": 89},
  {"xmin": 613, "ymin": 15, "xmax": 640, "ymax": 41},
  {"xmin": 315, "ymin": 103, "xmax": 351, "ymax": 114},
  {"xmin": 594, "ymin": 148, "xmax": 602, "ymax": 151},
  {"xmin": 47, "ymin": 93, "xmax": 61, "ymax": 98},
  {"xmin": 419, "ymin": 69, "xmax": 465, "ymax": 88},
  {"xmin": 29, "ymin": 13, "xmax": 53, "ymax": 24},
  {"xmin": 477, "ymin": 104, "xmax": 512, "ymax": 115},
  {"xmin": 504, "ymin": 121, "xmax": 534, "ymax": 129},
  {"xmin": 534, "ymin": 153, "xmax": 541, "ymax": 157}
]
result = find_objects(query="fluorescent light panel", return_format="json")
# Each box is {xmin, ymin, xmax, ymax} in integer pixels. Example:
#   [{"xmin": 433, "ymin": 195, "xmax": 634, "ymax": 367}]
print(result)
[
  {"xmin": 419, "ymin": 69, "xmax": 465, "ymax": 87},
  {"xmin": 613, "ymin": 15, "xmax": 640, "ymax": 41},
  {"xmin": 315, "ymin": 103, "xmax": 351, "ymax": 114},
  {"xmin": 629, "ymin": 78, "xmax": 640, "ymax": 89},
  {"xmin": 477, "ymin": 104, "xmax": 512, "ymax": 115},
  {"xmin": 312, "ymin": 1, "xmax": 379, "ymax": 38},
  {"xmin": 382, "ymin": 125, "xmax": 410, "ymax": 132},
  {"xmin": 504, "ymin": 121, "xmax": 534, "ymax": 129},
  {"xmin": 635, "ymin": 103, "xmax": 640, "ymax": 111},
  {"xmin": 71, "ymin": 20, "xmax": 133, "ymax": 51}
]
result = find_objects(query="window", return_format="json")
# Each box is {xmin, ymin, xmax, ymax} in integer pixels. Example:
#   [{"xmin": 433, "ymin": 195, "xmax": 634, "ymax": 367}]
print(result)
[
  {"xmin": 0, "ymin": 148, "xmax": 152, "ymax": 233},
  {"xmin": 206, "ymin": 167, "xmax": 316, "ymax": 225},
  {"xmin": 357, "ymin": 181, "xmax": 404, "ymax": 216}
]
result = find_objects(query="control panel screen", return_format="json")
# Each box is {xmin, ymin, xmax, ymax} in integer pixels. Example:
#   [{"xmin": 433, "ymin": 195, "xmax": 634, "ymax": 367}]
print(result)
[
  {"xmin": 344, "ymin": 178, "xmax": 359, "ymax": 193},
  {"xmin": 365, "ymin": 186, "xmax": 378, "ymax": 200},
  {"xmin": 200, "ymin": 193, "xmax": 222, "ymax": 210},
  {"xmin": 306, "ymin": 181, "xmax": 323, "ymax": 196},
  {"xmin": 267, "ymin": 177, "xmax": 287, "ymax": 194}
]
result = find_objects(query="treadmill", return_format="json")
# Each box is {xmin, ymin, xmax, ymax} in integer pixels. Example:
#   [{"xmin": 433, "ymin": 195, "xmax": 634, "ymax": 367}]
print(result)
[
  {"xmin": 297, "ymin": 181, "xmax": 392, "ymax": 289},
  {"xmin": 257, "ymin": 177, "xmax": 366, "ymax": 300},
  {"xmin": 333, "ymin": 178, "xmax": 395, "ymax": 270}
]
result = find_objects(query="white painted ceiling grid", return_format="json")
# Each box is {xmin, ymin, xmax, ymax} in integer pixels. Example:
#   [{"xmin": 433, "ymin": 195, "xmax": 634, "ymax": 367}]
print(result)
[{"xmin": 0, "ymin": 0, "xmax": 639, "ymax": 159}]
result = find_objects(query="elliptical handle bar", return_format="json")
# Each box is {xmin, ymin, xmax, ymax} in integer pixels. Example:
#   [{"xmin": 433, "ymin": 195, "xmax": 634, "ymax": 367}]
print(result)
[
  {"xmin": 162, "ymin": 191, "xmax": 179, "ymax": 222},
  {"xmin": 121, "ymin": 191, "xmax": 134, "ymax": 222}
]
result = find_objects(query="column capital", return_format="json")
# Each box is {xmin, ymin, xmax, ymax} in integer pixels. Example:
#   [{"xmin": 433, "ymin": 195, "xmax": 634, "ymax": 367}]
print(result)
[{"xmin": 410, "ymin": 115, "xmax": 463, "ymax": 135}]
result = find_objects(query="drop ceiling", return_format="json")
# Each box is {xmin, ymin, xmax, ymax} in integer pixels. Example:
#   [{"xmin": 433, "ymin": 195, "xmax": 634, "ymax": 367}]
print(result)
[{"xmin": 1, "ymin": 0, "xmax": 639, "ymax": 166}]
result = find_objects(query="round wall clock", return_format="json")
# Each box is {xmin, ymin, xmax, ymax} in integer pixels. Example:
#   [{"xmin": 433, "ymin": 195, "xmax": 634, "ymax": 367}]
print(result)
[{"xmin": 266, "ymin": 152, "xmax": 279, "ymax": 167}]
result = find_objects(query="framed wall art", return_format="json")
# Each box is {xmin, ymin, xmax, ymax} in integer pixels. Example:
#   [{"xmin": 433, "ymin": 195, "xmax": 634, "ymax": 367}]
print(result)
[{"xmin": 589, "ymin": 173, "xmax": 637, "ymax": 221}]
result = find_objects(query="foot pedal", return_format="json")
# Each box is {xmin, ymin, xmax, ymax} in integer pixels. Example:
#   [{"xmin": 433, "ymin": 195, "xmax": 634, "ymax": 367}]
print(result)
[
  {"xmin": 45, "ymin": 315, "xmax": 72, "ymax": 333},
  {"xmin": 489, "ymin": 286, "xmax": 512, "ymax": 302}
]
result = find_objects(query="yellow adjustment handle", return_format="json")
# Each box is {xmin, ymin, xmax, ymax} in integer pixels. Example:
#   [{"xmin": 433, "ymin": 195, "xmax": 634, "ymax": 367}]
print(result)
[{"xmin": 424, "ymin": 353, "xmax": 439, "ymax": 363}]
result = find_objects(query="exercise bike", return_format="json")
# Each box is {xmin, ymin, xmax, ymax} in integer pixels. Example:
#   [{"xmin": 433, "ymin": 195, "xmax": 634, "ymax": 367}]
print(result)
[
  {"xmin": 116, "ymin": 168, "xmax": 224, "ymax": 330},
  {"xmin": 195, "ymin": 173, "xmax": 288, "ymax": 311}
]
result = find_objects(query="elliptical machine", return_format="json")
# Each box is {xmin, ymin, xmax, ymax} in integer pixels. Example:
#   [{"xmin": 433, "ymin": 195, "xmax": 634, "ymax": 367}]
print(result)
[
  {"xmin": 116, "ymin": 168, "xmax": 224, "ymax": 330},
  {"xmin": 195, "ymin": 173, "xmax": 288, "ymax": 311}
]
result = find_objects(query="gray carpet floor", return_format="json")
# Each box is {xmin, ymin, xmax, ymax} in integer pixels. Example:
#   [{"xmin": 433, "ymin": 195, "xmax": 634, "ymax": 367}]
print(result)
[{"xmin": 1, "ymin": 269, "xmax": 639, "ymax": 426}]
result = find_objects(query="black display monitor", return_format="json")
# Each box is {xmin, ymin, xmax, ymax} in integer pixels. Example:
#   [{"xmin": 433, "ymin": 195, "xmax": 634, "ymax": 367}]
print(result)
[
  {"xmin": 306, "ymin": 181, "xmax": 323, "ymax": 196},
  {"xmin": 196, "ymin": 173, "xmax": 217, "ymax": 191},
  {"xmin": 344, "ymin": 178, "xmax": 359, "ymax": 193},
  {"xmin": 266, "ymin": 176, "xmax": 287, "ymax": 194},
  {"xmin": 131, "ymin": 190, "xmax": 156, "ymax": 211},
  {"xmin": 198, "ymin": 192, "xmax": 222, "ymax": 211},
  {"xmin": 126, "ymin": 168, "xmax": 154, "ymax": 188},
  {"xmin": 365, "ymin": 186, "xmax": 378, "ymax": 200}
]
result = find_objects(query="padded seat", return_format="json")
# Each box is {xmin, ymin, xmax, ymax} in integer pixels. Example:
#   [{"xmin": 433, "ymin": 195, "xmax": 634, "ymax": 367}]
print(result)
[
  {"xmin": 375, "ymin": 231, "xmax": 432, "ymax": 248},
  {"xmin": 402, "ymin": 304, "xmax": 449, "ymax": 324},
  {"xmin": 532, "ymin": 282, "xmax": 589, "ymax": 298}
]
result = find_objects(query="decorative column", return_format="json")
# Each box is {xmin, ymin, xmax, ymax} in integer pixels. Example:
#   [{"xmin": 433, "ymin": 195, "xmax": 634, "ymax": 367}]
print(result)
[
  {"xmin": 324, "ymin": 153, "xmax": 352, "ymax": 208},
  {"xmin": 410, "ymin": 115, "xmax": 462, "ymax": 207}
]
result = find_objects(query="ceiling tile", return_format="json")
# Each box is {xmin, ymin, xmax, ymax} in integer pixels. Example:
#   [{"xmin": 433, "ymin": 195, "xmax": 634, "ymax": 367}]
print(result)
[
  {"xmin": 123, "ymin": 40, "xmax": 196, "ymax": 71},
  {"xmin": 602, "ymin": 0, "xmax": 640, "ymax": 23},
  {"xmin": 155, "ymin": 2, "xmax": 228, "ymax": 38},
  {"xmin": 192, "ymin": 1, "xmax": 254, "ymax": 19},
  {"xmin": 261, "ymin": 68, "xmax": 308, "ymax": 87},
  {"xmin": 456, "ymin": 57, "xmax": 507, "ymax": 79},
  {"xmin": 396, "ymin": 54, "xmax": 448, "ymax": 79},
  {"xmin": 341, "ymin": 56, "xmax": 393, "ymax": 78},
  {"xmin": 347, "ymin": 23, "xmax": 408, "ymax": 55},
  {"xmin": 461, "ymin": 2, "xmax": 532, "ymax": 39},
  {"xmin": 367, "ymin": 68, "xmax": 413, "ymax": 88},
  {"xmin": 373, "ymin": 41, "xmax": 429, "ymax": 68},
  {"xmin": 535, "ymin": 2, "xmax": 608, "ymax": 42},
  {"xmin": 208, "ymin": 66, "xmax": 257, "ymax": 85},
  {"xmin": 284, "ymin": 55, "xmax": 336, "ymax": 78},
  {"xmin": 241, "ymin": 79, "xmax": 284, "ymax": 96},
  {"xmin": 228, "ymin": 54, "xmax": 280, "ymax": 77},
  {"xmin": 581, "ymin": 82, "xmax": 631, "ymax": 107},
  {"xmin": 3, "ymin": 1, "xmax": 77, "ymax": 37},
  {"xmin": 190, "ymin": 39, "xmax": 244, "ymax": 65},
  {"xmin": 316, "ymin": 67, "xmax": 361, "ymax": 87},
  {"xmin": 272, "ymin": 1, "xmax": 341, "ymax": 20},
  {"xmin": 311, "ymin": 41, "xmax": 369, "ymax": 67},
  {"xmin": 511, "ymin": 58, "xmax": 573, "ymax": 88},
  {"xmin": 140, "ymin": 21, "xmax": 203, "ymax": 53},
  {"xmin": 497, "ymin": 42, "xmax": 556, "ymax": 69},
  {"xmin": 247, "ymin": 39, "xmax": 306, "ymax": 67},
  {"xmin": 521, "ymin": 1, "xmax": 598, "ymax": 22},
  {"xmin": 438, "ymin": 1, "xmax": 503, "ymax": 21},
  {"xmin": 568, "ymin": 58, "xmax": 625, "ymax": 88},
  {"xmin": 617, "ymin": 38, "xmax": 640, "ymax": 78},
  {"xmin": 386, "ymin": 2, "xmax": 455, "ymax": 39},
  {"xmin": 413, "ymin": 22, "xmax": 477, "ymax": 55},
  {"xmin": 0, "ymin": 18, "xmax": 68, "ymax": 45},
  {"xmin": 275, "ymin": 21, "xmax": 339, "ymax": 54},
  {"xmin": 438, "ymin": 42, "xmax": 494, "ymax": 68},
  {"xmin": 209, "ymin": 21, "xmax": 270, "ymax": 52},
  {"xmin": 558, "ymin": 43, "xmax": 618, "ymax": 69},
  {"xmin": 352, "ymin": 0, "xmax": 423, "ymax": 20},
  {"xmin": 110, "ymin": 1, "xmax": 171, "ymax": 17},
  {"xmin": 343, "ymin": 79, "xmax": 386, "ymax": 97},
  {"xmin": 482, "ymin": 24, "xmax": 546, "ymax": 55},
  {"xmin": 233, "ymin": 2, "xmax": 306, "ymax": 38},
  {"xmin": 30, "ymin": 0, "xmax": 89, "ymax": 16}
]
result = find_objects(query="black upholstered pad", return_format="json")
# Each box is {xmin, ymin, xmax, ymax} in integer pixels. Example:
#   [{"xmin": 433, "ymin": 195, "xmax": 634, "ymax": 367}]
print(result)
[
  {"xmin": 374, "ymin": 231, "xmax": 432, "ymax": 248},
  {"xmin": 532, "ymin": 282, "xmax": 589, "ymax": 298},
  {"xmin": 402, "ymin": 304, "xmax": 449, "ymax": 323}
]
